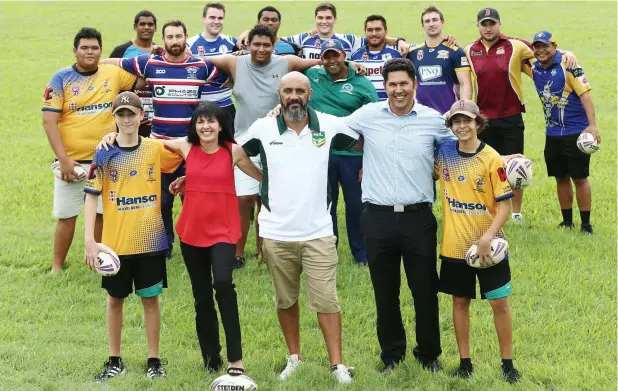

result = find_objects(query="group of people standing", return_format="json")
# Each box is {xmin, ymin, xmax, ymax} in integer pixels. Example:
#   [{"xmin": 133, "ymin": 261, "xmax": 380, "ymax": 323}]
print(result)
[{"xmin": 42, "ymin": 1, "xmax": 599, "ymax": 385}]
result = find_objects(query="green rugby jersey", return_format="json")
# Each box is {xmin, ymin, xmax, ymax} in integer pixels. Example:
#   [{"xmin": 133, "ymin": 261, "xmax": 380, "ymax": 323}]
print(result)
[{"xmin": 304, "ymin": 63, "xmax": 378, "ymax": 156}]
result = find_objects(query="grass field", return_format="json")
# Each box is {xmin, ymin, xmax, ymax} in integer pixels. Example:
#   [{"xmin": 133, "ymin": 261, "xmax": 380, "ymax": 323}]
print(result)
[{"xmin": 0, "ymin": 1, "xmax": 616, "ymax": 390}]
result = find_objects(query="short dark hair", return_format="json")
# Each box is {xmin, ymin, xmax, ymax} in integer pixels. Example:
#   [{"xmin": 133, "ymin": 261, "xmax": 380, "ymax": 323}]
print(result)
[
  {"xmin": 248, "ymin": 24, "xmax": 275, "ymax": 44},
  {"xmin": 446, "ymin": 113, "xmax": 489, "ymax": 134},
  {"xmin": 315, "ymin": 2, "xmax": 337, "ymax": 18},
  {"xmin": 364, "ymin": 14, "xmax": 387, "ymax": 30},
  {"xmin": 258, "ymin": 6, "xmax": 281, "ymax": 21},
  {"xmin": 133, "ymin": 10, "xmax": 157, "ymax": 27},
  {"xmin": 203, "ymin": 2, "xmax": 225, "ymax": 17},
  {"xmin": 162, "ymin": 20, "xmax": 187, "ymax": 37},
  {"xmin": 421, "ymin": 5, "xmax": 444, "ymax": 24},
  {"xmin": 187, "ymin": 102, "xmax": 235, "ymax": 150},
  {"xmin": 73, "ymin": 27, "xmax": 102, "ymax": 49},
  {"xmin": 382, "ymin": 58, "xmax": 416, "ymax": 82}
]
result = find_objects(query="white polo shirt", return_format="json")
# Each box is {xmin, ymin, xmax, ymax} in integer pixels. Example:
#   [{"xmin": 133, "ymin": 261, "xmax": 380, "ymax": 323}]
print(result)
[{"xmin": 241, "ymin": 109, "xmax": 359, "ymax": 242}]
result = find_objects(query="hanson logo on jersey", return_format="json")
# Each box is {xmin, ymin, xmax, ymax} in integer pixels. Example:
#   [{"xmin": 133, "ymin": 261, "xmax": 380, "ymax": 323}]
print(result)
[
  {"xmin": 75, "ymin": 101, "xmax": 113, "ymax": 116},
  {"xmin": 445, "ymin": 196, "xmax": 490, "ymax": 216},
  {"xmin": 113, "ymin": 194, "xmax": 158, "ymax": 211}
]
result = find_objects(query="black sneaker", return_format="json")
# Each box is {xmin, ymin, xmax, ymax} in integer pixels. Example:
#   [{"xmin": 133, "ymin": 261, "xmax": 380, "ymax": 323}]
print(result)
[
  {"xmin": 234, "ymin": 256, "xmax": 245, "ymax": 269},
  {"xmin": 146, "ymin": 358, "xmax": 166, "ymax": 379},
  {"xmin": 502, "ymin": 366, "xmax": 521, "ymax": 384},
  {"xmin": 558, "ymin": 221, "xmax": 575, "ymax": 229},
  {"xmin": 95, "ymin": 358, "xmax": 126, "ymax": 382},
  {"xmin": 452, "ymin": 366, "xmax": 473, "ymax": 379},
  {"xmin": 581, "ymin": 223, "xmax": 593, "ymax": 235}
]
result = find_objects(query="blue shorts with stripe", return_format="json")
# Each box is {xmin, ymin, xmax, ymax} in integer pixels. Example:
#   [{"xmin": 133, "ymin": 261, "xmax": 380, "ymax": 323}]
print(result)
[{"xmin": 439, "ymin": 257, "xmax": 511, "ymax": 300}]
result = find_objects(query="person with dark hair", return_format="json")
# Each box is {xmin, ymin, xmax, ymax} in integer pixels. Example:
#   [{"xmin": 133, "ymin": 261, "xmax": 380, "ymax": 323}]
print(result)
[
  {"xmin": 109, "ymin": 10, "xmax": 158, "ymax": 138},
  {"xmin": 406, "ymin": 6, "xmax": 472, "ymax": 114},
  {"xmin": 436, "ymin": 99, "xmax": 521, "ymax": 384},
  {"xmin": 100, "ymin": 19, "xmax": 222, "ymax": 260},
  {"xmin": 188, "ymin": 2, "xmax": 239, "ymax": 138},
  {"xmin": 43, "ymin": 27, "xmax": 141, "ymax": 273},
  {"xmin": 256, "ymin": 6, "xmax": 301, "ymax": 56}
]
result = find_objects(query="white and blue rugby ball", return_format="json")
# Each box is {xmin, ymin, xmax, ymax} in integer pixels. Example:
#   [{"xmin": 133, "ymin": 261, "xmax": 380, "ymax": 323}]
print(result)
[
  {"xmin": 96, "ymin": 244, "xmax": 120, "ymax": 276},
  {"xmin": 465, "ymin": 238, "xmax": 508, "ymax": 269},
  {"xmin": 576, "ymin": 132, "xmax": 599, "ymax": 154},
  {"xmin": 210, "ymin": 374, "xmax": 258, "ymax": 391},
  {"xmin": 506, "ymin": 157, "xmax": 533, "ymax": 190}
]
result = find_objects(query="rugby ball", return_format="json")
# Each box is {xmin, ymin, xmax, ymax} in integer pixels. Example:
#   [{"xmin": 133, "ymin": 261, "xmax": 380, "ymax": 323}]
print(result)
[
  {"xmin": 506, "ymin": 158, "xmax": 533, "ymax": 190},
  {"xmin": 465, "ymin": 238, "xmax": 508, "ymax": 269},
  {"xmin": 210, "ymin": 374, "xmax": 258, "ymax": 391},
  {"xmin": 576, "ymin": 132, "xmax": 599, "ymax": 154},
  {"xmin": 96, "ymin": 244, "xmax": 120, "ymax": 276},
  {"xmin": 51, "ymin": 161, "xmax": 87, "ymax": 183}
]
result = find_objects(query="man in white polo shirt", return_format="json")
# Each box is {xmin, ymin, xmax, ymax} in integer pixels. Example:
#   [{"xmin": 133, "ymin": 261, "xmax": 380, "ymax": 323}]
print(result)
[{"xmin": 240, "ymin": 71, "xmax": 358, "ymax": 384}]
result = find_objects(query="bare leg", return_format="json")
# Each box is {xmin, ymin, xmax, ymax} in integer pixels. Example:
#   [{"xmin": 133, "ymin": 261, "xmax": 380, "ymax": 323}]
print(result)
[
  {"xmin": 317, "ymin": 312, "xmax": 342, "ymax": 365},
  {"xmin": 52, "ymin": 216, "xmax": 78, "ymax": 273},
  {"xmin": 489, "ymin": 298, "xmax": 513, "ymax": 359},
  {"xmin": 277, "ymin": 302, "xmax": 302, "ymax": 360},
  {"xmin": 556, "ymin": 176, "xmax": 574, "ymax": 209},
  {"xmin": 572, "ymin": 177, "xmax": 591, "ymax": 211},
  {"xmin": 107, "ymin": 295, "xmax": 124, "ymax": 357},
  {"xmin": 141, "ymin": 296, "xmax": 160, "ymax": 358},
  {"xmin": 453, "ymin": 296, "xmax": 472, "ymax": 358}
]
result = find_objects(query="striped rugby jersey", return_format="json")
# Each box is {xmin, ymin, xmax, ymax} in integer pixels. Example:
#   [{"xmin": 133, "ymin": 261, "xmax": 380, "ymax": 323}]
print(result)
[
  {"xmin": 350, "ymin": 44, "xmax": 402, "ymax": 101},
  {"xmin": 120, "ymin": 53, "xmax": 219, "ymax": 138},
  {"xmin": 187, "ymin": 33, "xmax": 235, "ymax": 107},
  {"xmin": 283, "ymin": 33, "xmax": 362, "ymax": 60}
]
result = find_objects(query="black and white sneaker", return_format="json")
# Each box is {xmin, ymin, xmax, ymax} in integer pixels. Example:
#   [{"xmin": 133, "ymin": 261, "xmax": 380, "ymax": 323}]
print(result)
[
  {"xmin": 146, "ymin": 358, "xmax": 166, "ymax": 379},
  {"xmin": 94, "ymin": 358, "xmax": 126, "ymax": 382}
]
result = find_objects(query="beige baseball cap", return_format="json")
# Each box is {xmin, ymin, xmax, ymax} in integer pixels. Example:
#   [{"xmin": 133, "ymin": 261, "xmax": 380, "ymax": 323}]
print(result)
[
  {"xmin": 112, "ymin": 91, "xmax": 142, "ymax": 115},
  {"xmin": 445, "ymin": 99, "xmax": 480, "ymax": 121}
]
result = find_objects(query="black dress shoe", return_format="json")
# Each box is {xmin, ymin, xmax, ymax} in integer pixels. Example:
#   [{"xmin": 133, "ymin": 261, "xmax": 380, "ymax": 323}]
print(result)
[{"xmin": 420, "ymin": 359, "xmax": 441, "ymax": 372}]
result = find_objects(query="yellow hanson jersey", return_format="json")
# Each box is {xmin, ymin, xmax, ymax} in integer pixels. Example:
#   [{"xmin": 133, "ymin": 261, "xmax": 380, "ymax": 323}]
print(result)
[
  {"xmin": 435, "ymin": 140, "xmax": 513, "ymax": 260},
  {"xmin": 85, "ymin": 138, "xmax": 182, "ymax": 256},
  {"xmin": 42, "ymin": 64, "xmax": 137, "ymax": 161}
]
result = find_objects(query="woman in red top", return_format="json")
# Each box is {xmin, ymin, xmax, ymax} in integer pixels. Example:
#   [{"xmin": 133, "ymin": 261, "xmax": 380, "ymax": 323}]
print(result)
[{"xmin": 160, "ymin": 102, "xmax": 261, "ymax": 376}]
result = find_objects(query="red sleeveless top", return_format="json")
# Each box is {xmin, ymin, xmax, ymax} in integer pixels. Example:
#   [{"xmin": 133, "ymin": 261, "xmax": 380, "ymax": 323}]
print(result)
[{"xmin": 176, "ymin": 142, "xmax": 241, "ymax": 247}]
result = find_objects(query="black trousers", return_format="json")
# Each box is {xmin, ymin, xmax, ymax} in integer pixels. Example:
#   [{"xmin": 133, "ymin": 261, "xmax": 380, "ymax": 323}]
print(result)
[
  {"xmin": 180, "ymin": 241, "xmax": 242, "ymax": 367},
  {"xmin": 360, "ymin": 205, "xmax": 442, "ymax": 365}
]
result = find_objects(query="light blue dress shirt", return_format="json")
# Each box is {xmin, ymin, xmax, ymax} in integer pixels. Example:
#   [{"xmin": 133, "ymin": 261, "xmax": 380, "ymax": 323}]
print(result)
[{"xmin": 344, "ymin": 100, "xmax": 456, "ymax": 206}]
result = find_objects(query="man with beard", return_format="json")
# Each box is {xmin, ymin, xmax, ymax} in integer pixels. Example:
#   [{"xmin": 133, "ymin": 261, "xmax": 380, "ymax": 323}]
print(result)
[
  {"xmin": 256, "ymin": 6, "xmax": 301, "ymax": 56},
  {"xmin": 43, "ymin": 27, "xmax": 140, "ymax": 273},
  {"xmin": 101, "ymin": 20, "xmax": 220, "ymax": 258},
  {"xmin": 109, "ymin": 10, "xmax": 158, "ymax": 138},
  {"xmin": 201, "ymin": 24, "xmax": 331, "ymax": 268},
  {"xmin": 239, "ymin": 71, "xmax": 360, "ymax": 383},
  {"xmin": 187, "ymin": 3, "xmax": 239, "ymax": 136},
  {"xmin": 406, "ymin": 6, "xmax": 472, "ymax": 114}
]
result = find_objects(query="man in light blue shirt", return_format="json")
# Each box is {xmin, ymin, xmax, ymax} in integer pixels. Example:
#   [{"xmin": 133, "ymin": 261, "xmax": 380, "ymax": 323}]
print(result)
[{"xmin": 343, "ymin": 58, "xmax": 454, "ymax": 373}]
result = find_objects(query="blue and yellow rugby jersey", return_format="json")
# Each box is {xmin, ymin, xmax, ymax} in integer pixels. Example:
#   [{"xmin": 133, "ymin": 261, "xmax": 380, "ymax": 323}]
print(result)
[
  {"xmin": 84, "ymin": 137, "xmax": 182, "ymax": 256},
  {"xmin": 435, "ymin": 140, "xmax": 513, "ymax": 261},
  {"xmin": 531, "ymin": 51, "xmax": 591, "ymax": 136},
  {"xmin": 407, "ymin": 42, "xmax": 470, "ymax": 114},
  {"xmin": 42, "ymin": 65, "xmax": 137, "ymax": 161}
]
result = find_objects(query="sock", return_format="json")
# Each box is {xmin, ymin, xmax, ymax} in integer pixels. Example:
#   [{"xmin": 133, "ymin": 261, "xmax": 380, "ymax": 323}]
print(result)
[
  {"xmin": 561, "ymin": 208, "xmax": 573, "ymax": 224},
  {"xmin": 109, "ymin": 356, "xmax": 121, "ymax": 365},
  {"xmin": 459, "ymin": 358, "xmax": 473, "ymax": 369},
  {"xmin": 580, "ymin": 211, "xmax": 591, "ymax": 225},
  {"xmin": 501, "ymin": 359, "xmax": 514, "ymax": 370},
  {"xmin": 148, "ymin": 357, "xmax": 160, "ymax": 366}
]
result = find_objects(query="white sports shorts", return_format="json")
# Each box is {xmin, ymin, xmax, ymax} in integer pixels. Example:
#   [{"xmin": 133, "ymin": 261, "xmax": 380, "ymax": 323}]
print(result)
[
  {"xmin": 234, "ymin": 156, "xmax": 261, "ymax": 197},
  {"xmin": 53, "ymin": 163, "xmax": 103, "ymax": 219}
]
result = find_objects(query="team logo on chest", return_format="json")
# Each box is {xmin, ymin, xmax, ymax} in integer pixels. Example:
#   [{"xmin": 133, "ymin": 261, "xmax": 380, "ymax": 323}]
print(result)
[
  {"xmin": 311, "ymin": 130, "xmax": 325, "ymax": 147},
  {"xmin": 219, "ymin": 44, "xmax": 229, "ymax": 54},
  {"xmin": 417, "ymin": 49, "xmax": 424, "ymax": 60},
  {"xmin": 361, "ymin": 51, "xmax": 368, "ymax": 61},
  {"xmin": 496, "ymin": 47, "xmax": 505, "ymax": 55},
  {"xmin": 101, "ymin": 79, "xmax": 111, "ymax": 94},
  {"xmin": 72, "ymin": 86, "xmax": 80, "ymax": 96},
  {"xmin": 475, "ymin": 175, "xmax": 486, "ymax": 193},
  {"xmin": 340, "ymin": 83, "xmax": 353, "ymax": 95},
  {"xmin": 442, "ymin": 167, "xmax": 451, "ymax": 181},
  {"xmin": 197, "ymin": 46, "xmax": 205, "ymax": 55},
  {"xmin": 382, "ymin": 53, "xmax": 392, "ymax": 60},
  {"xmin": 110, "ymin": 168, "xmax": 118, "ymax": 183},
  {"xmin": 147, "ymin": 164, "xmax": 156, "ymax": 182},
  {"xmin": 314, "ymin": 39, "xmax": 321, "ymax": 48},
  {"xmin": 186, "ymin": 66, "xmax": 199, "ymax": 79},
  {"xmin": 436, "ymin": 50, "xmax": 449, "ymax": 59}
]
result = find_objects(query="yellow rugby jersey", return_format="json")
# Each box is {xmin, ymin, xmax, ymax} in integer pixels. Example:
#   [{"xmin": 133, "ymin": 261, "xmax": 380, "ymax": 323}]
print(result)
[
  {"xmin": 42, "ymin": 64, "xmax": 137, "ymax": 161},
  {"xmin": 84, "ymin": 138, "xmax": 182, "ymax": 256},
  {"xmin": 434, "ymin": 140, "xmax": 513, "ymax": 260}
]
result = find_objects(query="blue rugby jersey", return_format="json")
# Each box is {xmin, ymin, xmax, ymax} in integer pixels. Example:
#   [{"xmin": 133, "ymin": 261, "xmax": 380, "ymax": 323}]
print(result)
[
  {"xmin": 351, "ymin": 44, "xmax": 402, "ymax": 101},
  {"xmin": 187, "ymin": 34, "xmax": 235, "ymax": 107},
  {"xmin": 531, "ymin": 51, "xmax": 591, "ymax": 136},
  {"xmin": 407, "ymin": 42, "xmax": 470, "ymax": 114},
  {"xmin": 283, "ymin": 33, "xmax": 361, "ymax": 59},
  {"xmin": 120, "ymin": 53, "xmax": 218, "ymax": 138}
]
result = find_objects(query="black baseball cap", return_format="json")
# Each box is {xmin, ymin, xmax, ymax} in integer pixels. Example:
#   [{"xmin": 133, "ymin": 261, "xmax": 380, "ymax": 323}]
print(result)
[{"xmin": 477, "ymin": 7, "xmax": 500, "ymax": 23}]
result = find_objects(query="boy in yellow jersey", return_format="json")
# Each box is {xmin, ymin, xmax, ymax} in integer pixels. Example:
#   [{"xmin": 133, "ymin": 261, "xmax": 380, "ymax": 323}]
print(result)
[
  {"xmin": 84, "ymin": 92, "xmax": 182, "ymax": 382},
  {"xmin": 434, "ymin": 100, "xmax": 521, "ymax": 384}
]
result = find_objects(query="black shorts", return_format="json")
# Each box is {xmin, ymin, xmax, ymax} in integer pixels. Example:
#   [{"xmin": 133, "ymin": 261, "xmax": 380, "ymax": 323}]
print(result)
[
  {"xmin": 222, "ymin": 104, "xmax": 236, "ymax": 139},
  {"xmin": 102, "ymin": 252, "xmax": 167, "ymax": 299},
  {"xmin": 439, "ymin": 257, "xmax": 511, "ymax": 300},
  {"xmin": 544, "ymin": 133, "xmax": 590, "ymax": 178},
  {"xmin": 480, "ymin": 114, "xmax": 525, "ymax": 155}
]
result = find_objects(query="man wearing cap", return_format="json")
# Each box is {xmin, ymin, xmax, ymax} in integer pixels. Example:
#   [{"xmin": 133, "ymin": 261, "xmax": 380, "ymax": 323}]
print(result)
[
  {"xmin": 530, "ymin": 31, "xmax": 599, "ymax": 234},
  {"xmin": 304, "ymin": 39, "xmax": 379, "ymax": 265},
  {"xmin": 465, "ymin": 8, "xmax": 578, "ymax": 222}
]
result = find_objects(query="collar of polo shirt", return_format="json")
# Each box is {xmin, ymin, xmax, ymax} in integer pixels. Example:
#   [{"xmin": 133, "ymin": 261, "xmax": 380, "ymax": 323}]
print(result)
[
  {"xmin": 381, "ymin": 99, "xmax": 419, "ymax": 116},
  {"xmin": 276, "ymin": 106, "xmax": 321, "ymax": 135},
  {"xmin": 317, "ymin": 61, "xmax": 355, "ymax": 82}
]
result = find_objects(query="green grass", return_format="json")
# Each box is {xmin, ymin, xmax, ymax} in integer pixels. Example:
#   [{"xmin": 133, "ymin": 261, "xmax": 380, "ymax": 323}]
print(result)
[{"xmin": 0, "ymin": 1, "xmax": 616, "ymax": 390}]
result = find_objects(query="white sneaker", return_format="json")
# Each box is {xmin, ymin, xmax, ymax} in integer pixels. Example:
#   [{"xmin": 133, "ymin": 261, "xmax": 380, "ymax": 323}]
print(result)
[
  {"xmin": 511, "ymin": 213, "xmax": 523, "ymax": 222},
  {"xmin": 331, "ymin": 364, "xmax": 353, "ymax": 384},
  {"xmin": 279, "ymin": 354, "xmax": 303, "ymax": 381}
]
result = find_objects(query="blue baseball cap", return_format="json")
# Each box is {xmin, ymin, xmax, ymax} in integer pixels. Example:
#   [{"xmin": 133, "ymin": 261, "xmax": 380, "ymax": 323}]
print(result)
[
  {"xmin": 532, "ymin": 30, "xmax": 557, "ymax": 45},
  {"xmin": 320, "ymin": 39, "xmax": 345, "ymax": 57}
]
